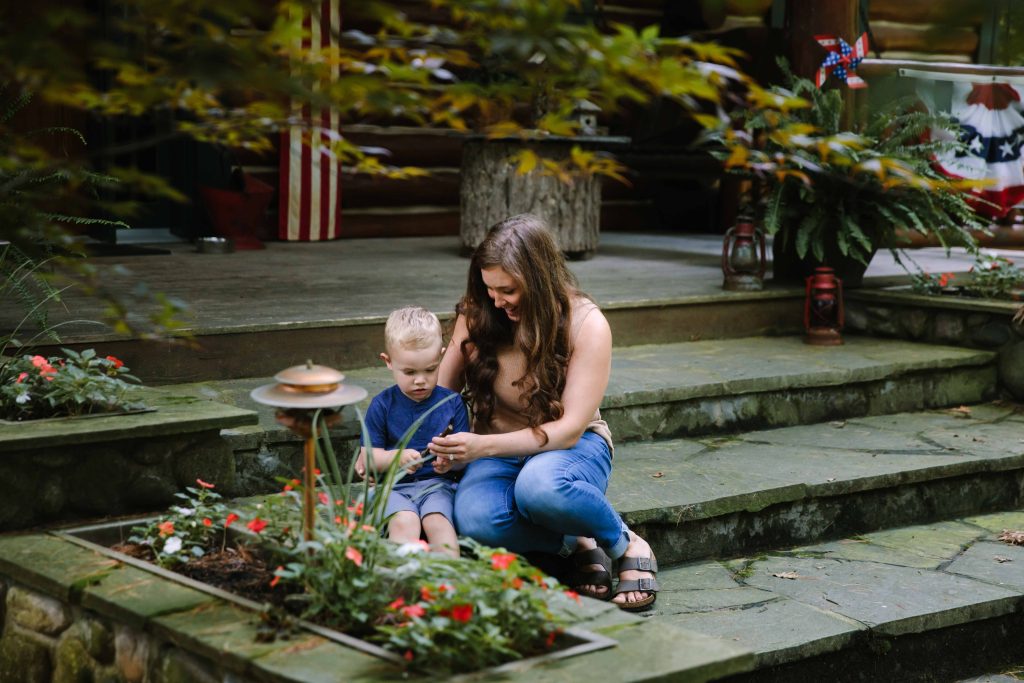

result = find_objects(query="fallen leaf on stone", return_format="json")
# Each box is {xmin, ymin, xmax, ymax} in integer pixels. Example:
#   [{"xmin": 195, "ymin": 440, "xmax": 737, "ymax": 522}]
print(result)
[
  {"xmin": 829, "ymin": 421, "xmax": 846, "ymax": 428},
  {"xmin": 651, "ymin": 472, "xmax": 664, "ymax": 478},
  {"xmin": 998, "ymin": 529, "xmax": 1024, "ymax": 545},
  {"xmin": 772, "ymin": 571, "xmax": 802, "ymax": 580},
  {"xmin": 994, "ymin": 556, "xmax": 1013, "ymax": 563},
  {"xmin": 948, "ymin": 406, "xmax": 972, "ymax": 417}
]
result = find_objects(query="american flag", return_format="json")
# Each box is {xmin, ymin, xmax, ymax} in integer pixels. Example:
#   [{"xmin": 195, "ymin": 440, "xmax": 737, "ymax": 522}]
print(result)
[{"xmin": 278, "ymin": 0, "xmax": 343, "ymax": 241}]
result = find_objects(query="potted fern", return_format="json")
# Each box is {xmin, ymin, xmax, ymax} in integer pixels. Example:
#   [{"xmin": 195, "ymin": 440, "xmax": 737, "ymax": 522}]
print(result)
[{"xmin": 716, "ymin": 66, "xmax": 986, "ymax": 286}]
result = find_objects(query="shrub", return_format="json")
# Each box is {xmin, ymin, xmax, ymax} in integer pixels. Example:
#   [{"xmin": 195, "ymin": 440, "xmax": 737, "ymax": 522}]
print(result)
[{"xmin": 0, "ymin": 348, "xmax": 144, "ymax": 420}]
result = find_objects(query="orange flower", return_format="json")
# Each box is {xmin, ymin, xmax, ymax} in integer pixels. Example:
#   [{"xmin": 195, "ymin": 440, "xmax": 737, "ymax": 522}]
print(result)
[
  {"xmin": 202, "ymin": 518, "xmax": 212, "ymax": 527},
  {"xmin": 388, "ymin": 597, "xmax": 405, "ymax": 610},
  {"xmin": 347, "ymin": 502, "xmax": 364, "ymax": 517},
  {"xmin": 344, "ymin": 546, "xmax": 363, "ymax": 566},
  {"xmin": 511, "ymin": 577, "xmax": 524, "ymax": 590},
  {"xmin": 361, "ymin": 525, "xmax": 376, "ymax": 532},
  {"xmin": 30, "ymin": 356, "xmax": 47, "ymax": 368},
  {"xmin": 247, "ymin": 517, "xmax": 268, "ymax": 533},
  {"xmin": 105, "ymin": 355, "xmax": 124, "ymax": 369},
  {"xmin": 196, "ymin": 478, "xmax": 215, "ymax": 489},
  {"xmin": 420, "ymin": 586, "xmax": 434, "ymax": 602},
  {"xmin": 938, "ymin": 272, "xmax": 954, "ymax": 287},
  {"xmin": 157, "ymin": 521, "xmax": 175, "ymax": 537},
  {"xmin": 450, "ymin": 604, "xmax": 473, "ymax": 623},
  {"xmin": 490, "ymin": 552, "xmax": 516, "ymax": 570},
  {"xmin": 401, "ymin": 604, "xmax": 426, "ymax": 619},
  {"xmin": 38, "ymin": 363, "xmax": 57, "ymax": 380},
  {"xmin": 225, "ymin": 513, "xmax": 239, "ymax": 527},
  {"xmin": 564, "ymin": 590, "xmax": 582, "ymax": 604},
  {"xmin": 334, "ymin": 515, "xmax": 342, "ymax": 524}
]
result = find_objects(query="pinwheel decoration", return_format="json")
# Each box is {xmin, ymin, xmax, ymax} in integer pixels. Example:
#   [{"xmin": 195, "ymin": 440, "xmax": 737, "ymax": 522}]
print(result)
[{"xmin": 814, "ymin": 33, "xmax": 869, "ymax": 89}]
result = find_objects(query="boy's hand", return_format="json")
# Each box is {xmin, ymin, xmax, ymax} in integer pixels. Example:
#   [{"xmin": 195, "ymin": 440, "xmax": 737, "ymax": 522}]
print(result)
[{"xmin": 398, "ymin": 449, "xmax": 423, "ymax": 473}]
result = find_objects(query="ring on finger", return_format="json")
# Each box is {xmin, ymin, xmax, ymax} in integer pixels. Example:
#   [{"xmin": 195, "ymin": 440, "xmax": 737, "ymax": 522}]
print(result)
[{"xmin": 448, "ymin": 453, "xmax": 455, "ymax": 462}]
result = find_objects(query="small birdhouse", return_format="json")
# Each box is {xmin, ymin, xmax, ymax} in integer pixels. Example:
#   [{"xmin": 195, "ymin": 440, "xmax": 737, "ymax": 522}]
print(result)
[{"xmin": 574, "ymin": 99, "xmax": 601, "ymax": 135}]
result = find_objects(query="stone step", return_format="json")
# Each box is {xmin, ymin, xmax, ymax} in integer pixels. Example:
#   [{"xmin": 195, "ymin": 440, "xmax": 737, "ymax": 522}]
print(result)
[
  {"xmin": 610, "ymin": 403, "xmax": 1024, "ymax": 566},
  {"xmin": 647, "ymin": 510, "xmax": 1024, "ymax": 682},
  {"xmin": 162, "ymin": 335, "xmax": 998, "ymax": 479}
]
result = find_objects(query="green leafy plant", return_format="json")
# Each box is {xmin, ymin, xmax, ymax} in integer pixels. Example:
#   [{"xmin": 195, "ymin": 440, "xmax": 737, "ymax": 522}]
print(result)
[
  {"xmin": 128, "ymin": 479, "xmax": 238, "ymax": 567},
  {"xmin": 0, "ymin": 347, "xmax": 144, "ymax": 421},
  {"xmin": 910, "ymin": 270, "xmax": 957, "ymax": 295},
  {"xmin": 713, "ymin": 62, "xmax": 986, "ymax": 274},
  {"xmin": 965, "ymin": 254, "xmax": 1024, "ymax": 300}
]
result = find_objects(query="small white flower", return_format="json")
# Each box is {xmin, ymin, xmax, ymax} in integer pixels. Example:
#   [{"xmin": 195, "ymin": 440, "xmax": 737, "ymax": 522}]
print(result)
[
  {"xmin": 15, "ymin": 393, "xmax": 30, "ymax": 405},
  {"xmin": 163, "ymin": 536, "xmax": 183, "ymax": 554},
  {"xmin": 396, "ymin": 542, "xmax": 427, "ymax": 556},
  {"xmin": 170, "ymin": 506, "xmax": 195, "ymax": 517}
]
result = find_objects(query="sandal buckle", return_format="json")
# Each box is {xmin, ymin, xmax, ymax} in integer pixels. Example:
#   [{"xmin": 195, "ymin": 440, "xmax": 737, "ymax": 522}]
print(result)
[
  {"xmin": 636, "ymin": 578, "xmax": 655, "ymax": 591},
  {"xmin": 635, "ymin": 557, "xmax": 653, "ymax": 571}
]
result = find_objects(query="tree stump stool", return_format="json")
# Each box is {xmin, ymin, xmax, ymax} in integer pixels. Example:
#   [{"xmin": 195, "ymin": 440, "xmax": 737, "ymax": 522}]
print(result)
[{"xmin": 460, "ymin": 137, "xmax": 627, "ymax": 260}]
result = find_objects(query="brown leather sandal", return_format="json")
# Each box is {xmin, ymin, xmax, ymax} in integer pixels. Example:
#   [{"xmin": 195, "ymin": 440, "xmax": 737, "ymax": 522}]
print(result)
[
  {"xmin": 613, "ymin": 554, "xmax": 659, "ymax": 612},
  {"xmin": 571, "ymin": 547, "xmax": 614, "ymax": 601}
]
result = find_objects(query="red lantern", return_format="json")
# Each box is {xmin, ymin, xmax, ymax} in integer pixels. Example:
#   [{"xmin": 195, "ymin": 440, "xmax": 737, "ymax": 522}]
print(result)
[
  {"xmin": 721, "ymin": 216, "xmax": 766, "ymax": 291},
  {"xmin": 804, "ymin": 267, "xmax": 844, "ymax": 345}
]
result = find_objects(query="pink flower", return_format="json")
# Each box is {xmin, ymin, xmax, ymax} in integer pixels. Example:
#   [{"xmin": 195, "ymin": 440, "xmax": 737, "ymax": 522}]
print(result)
[
  {"xmin": 490, "ymin": 552, "xmax": 516, "ymax": 570},
  {"xmin": 388, "ymin": 597, "xmax": 405, "ymax": 610},
  {"xmin": 105, "ymin": 355, "xmax": 124, "ymax": 369},
  {"xmin": 318, "ymin": 492, "xmax": 329, "ymax": 505},
  {"xmin": 401, "ymin": 604, "xmax": 426, "ymax": 619},
  {"xmin": 196, "ymin": 478, "xmax": 215, "ymax": 489},
  {"xmin": 450, "ymin": 604, "xmax": 473, "ymax": 623},
  {"xmin": 14, "ymin": 372, "xmax": 27, "ymax": 384},
  {"xmin": 247, "ymin": 517, "xmax": 268, "ymax": 533},
  {"xmin": 345, "ymin": 546, "xmax": 363, "ymax": 566},
  {"xmin": 30, "ymin": 356, "xmax": 47, "ymax": 368}
]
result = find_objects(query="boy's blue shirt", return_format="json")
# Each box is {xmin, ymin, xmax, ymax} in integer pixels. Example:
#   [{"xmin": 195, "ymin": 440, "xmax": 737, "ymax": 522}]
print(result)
[{"xmin": 364, "ymin": 385, "xmax": 470, "ymax": 481}]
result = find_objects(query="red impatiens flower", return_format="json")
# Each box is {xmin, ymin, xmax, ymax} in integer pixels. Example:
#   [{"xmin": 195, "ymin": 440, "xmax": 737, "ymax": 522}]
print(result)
[
  {"xmin": 564, "ymin": 590, "xmax": 582, "ymax": 604},
  {"xmin": 14, "ymin": 372, "xmax": 27, "ymax": 384},
  {"xmin": 490, "ymin": 552, "xmax": 516, "ymax": 570},
  {"xmin": 347, "ymin": 502, "xmax": 364, "ymax": 517},
  {"xmin": 38, "ymin": 363, "xmax": 57, "ymax": 380},
  {"xmin": 270, "ymin": 566, "xmax": 283, "ymax": 588},
  {"xmin": 225, "ymin": 513, "xmax": 239, "ymax": 527},
  {"xmin": 30, "ymin": 355, "xmax": 47, "ymax": 368},
  {"xmin": 938, "ymin": 272, "xmax": 954, "ymax": 287},
  {"xmin": 420, "ymin": 586, "xmax": 434, "ymax": 602},
  {"xmin": 545, "ymin": 629, "xmax": 560, "ymax": 649},
  {"xmin": 345, "ymin": 546, "xmax": 363, "ymax": 566},
  {"xmin": 202, "ymin": 518, "xmax": 212, "ymax": 527},
  {"xmin": 196, "ymin": 478, "xmax": 215, "ymax": 489},
  {"xmin": 403, "ymin": 650, "xmax": 414, "ymax": 662},
  {"xmin": 105, "ymin": 355, "xmax": 124, "ymax": 369},
  {"xmin": 247, "ymin": 517, "xmax": 268, "ymax": 533},
  {"xmin": 157, "ymin": 521, "xmax": 175, "ymax": 537},
  {"xmin": 450, "ymin": 604, "xmax": 473, "ymax": 623},
  {"xmin": 510, "ymin": 577, "xmax": 524, "ymax": 590},
  {"xmin": 401, "ymin": 604, "xmax": 426, "ymax": 619},
  {"xmin": 388, "ymin": 597, "xmax": 405, "ymax": 610},
  {"xmin": 318, "ymin": 492, "xmax": 330, "ymax": 505}
]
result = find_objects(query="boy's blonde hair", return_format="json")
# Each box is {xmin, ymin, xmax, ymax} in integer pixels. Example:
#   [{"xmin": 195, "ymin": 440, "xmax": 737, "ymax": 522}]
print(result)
[{"xmin": 384, "ymin": 306, "xmax": 443, "ymax": 352}]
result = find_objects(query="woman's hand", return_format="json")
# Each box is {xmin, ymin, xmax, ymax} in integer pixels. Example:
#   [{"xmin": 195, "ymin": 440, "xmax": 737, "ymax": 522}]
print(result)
[{"xmin": 429, "ymin": 431, "xmax": 485, "ymax": 469}]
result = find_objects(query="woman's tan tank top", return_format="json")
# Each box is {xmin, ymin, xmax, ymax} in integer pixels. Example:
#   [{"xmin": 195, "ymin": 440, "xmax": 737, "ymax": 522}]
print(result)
[{"xmin": 478, "ymin": 298, "xmax": 614, "ymax": 454}]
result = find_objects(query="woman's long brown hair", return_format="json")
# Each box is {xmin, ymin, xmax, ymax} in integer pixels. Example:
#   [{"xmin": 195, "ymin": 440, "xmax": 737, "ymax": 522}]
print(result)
[{"xmin": 460, "ymin": 214, "xmax": 582, "ymax": 443}]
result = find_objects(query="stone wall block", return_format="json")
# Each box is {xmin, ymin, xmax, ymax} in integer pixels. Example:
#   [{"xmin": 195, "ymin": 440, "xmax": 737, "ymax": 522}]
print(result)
[
  {"xmin": 54, "ymin": 631, "xmax": 95, "ymax": 683},
  {"xmin": 844, "ymin": 303, "xmax": 868, "ymax": 332},
  {"xmin": 934, "ymin": 313, "xmax": 966, "ymax": 343},
  {"xmin": 130, "ymin": 436, "xmax": 178, "ymax": 466},
  {"xmin": 866, "ymin": 306, "xmax": 898, "ymax": 336},
  {"xmin": 157, "ymin": 646, "xmax": 220, "ymax": 683},
  {"xmin": 970, "ymin": 321, "xmax": 1013, "ymax": 348},
  {"xmin": 998, "ymin": 340, "xmax": 1024, "ymax": 400},
  {"xmin": 8, "ymin": 586, "xmax": 72, "ymax": 635},
  {"xmin": 37, "ymin": 474, "xmax": 68, "ymax": 520},
  {"xmin": 0, "ymin": 464, "xmax": 43, "ymax": 531},
  {"xmin": 121, "ymin": 472, "xmax": 178, "ymax": 509},
  {"xmin": 78, "ymin": 618, "xmax": 115, "ymax": 664},
  {"xmin": 34, "ymin": 449, "xmax": 77, "ymax": 469},
  {"xmin": 114, "ymin": 624, "xmax": 151, "ymax": 683},
  {"xmin": 0, "ymin": 627, "xmax": 52, "ymax": 683},
  {"xmin": 900, "ymin": 309, "xmax": 929, "ymax": 339},
  {"xmin": 171, "ymin": 433, "xmax": 237, "ymax": 495},
  {"xmin": 966, "ymin": 313, "xmax": 991, "ymax": 328},
  {"xmin": 68, "ymin": 449, "xmax": 133, "ymax": 515}
]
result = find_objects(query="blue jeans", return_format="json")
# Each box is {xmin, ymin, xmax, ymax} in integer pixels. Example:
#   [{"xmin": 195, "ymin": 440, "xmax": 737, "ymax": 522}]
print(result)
[{"xmin": 453, "ymin": 431, "xmax": 629, "ymax": 559}]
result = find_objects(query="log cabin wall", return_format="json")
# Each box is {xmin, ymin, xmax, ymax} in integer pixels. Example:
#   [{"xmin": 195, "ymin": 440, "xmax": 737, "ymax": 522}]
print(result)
[{"xmin": 238, "ymin": 0, "xmax": 996, "ymax": 240}]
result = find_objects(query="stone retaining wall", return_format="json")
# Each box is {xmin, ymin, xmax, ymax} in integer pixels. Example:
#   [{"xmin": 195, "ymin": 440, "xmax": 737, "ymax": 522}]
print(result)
[
  {"xmin": 846, "ymin": 291, "xmax": 1024, "ymax": 398},
  {"xmin": 0, "ymin": 580, "xmax": 222, "ymax": 683}
]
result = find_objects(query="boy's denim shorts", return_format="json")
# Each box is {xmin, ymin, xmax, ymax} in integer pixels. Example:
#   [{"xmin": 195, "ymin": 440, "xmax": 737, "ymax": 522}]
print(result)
[{"xmin": 384, "ymin": 476, "xmax": 457, "ymax": 524}]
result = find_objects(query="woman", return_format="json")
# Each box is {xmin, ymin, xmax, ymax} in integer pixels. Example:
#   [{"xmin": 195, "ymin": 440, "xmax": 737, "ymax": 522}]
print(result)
[{"xmin": 429, "ymin": 214, "xmax": 658, "ymax": 611}]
